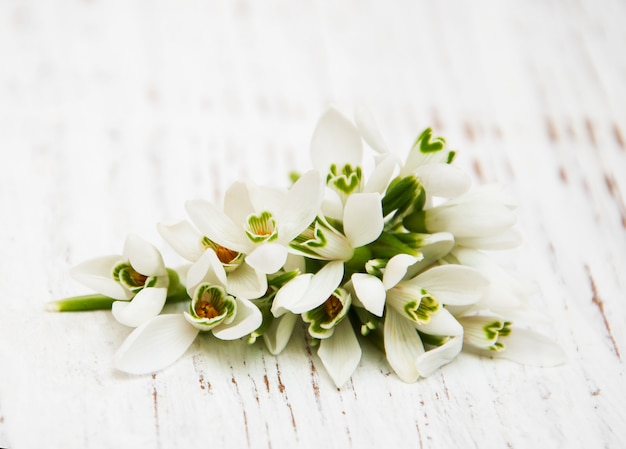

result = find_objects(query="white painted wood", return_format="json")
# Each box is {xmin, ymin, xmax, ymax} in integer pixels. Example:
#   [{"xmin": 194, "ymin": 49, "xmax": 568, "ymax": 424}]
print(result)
[{"xmin": 1, "ymin": 0, "xmax": 625, "ymax": 448}]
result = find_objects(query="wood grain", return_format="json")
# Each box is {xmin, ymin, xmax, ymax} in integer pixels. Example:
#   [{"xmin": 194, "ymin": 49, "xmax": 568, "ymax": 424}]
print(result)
[{"xmin": 1, "ymin": 0, "xmax": 625, "ymax": 448}]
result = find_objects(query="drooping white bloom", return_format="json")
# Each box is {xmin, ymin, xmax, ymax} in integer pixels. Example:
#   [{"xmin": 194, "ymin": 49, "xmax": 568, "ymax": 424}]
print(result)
[
  {"xmin": 291, "ymin": 192, "xmax": 384, "ymax": 261},
  {"xmin": 70, "ymin": 234, "xmax": 169, "ymax": 327},
  {"xmin": 157, "ymin": 219, "xmax": 267, "ymax": 299},
  {"xmin": 457, "ymin": 313, "xmax": 566, "ymax": 366},
  {"xmin": 354, "ymin": 105, "xmax": 471, "ymax": 201},
  {"xmin": 311, "ymin": 107, "xmax": 398, "ymax": 217},
  {"xmin": 185, "ymin": 170, "xmax": 324, "ymax": 275},
  {"xmin": 114, "ymin": 248, "xmax": 262, "ymax": 374},
  {"xmin": 353, "ymin": 259, "xmax": 488, "ymax": 383},
  {"xmin": 446, "ymin": 247, "xmax": 539, "ymax": 317},
  {"xmin": 445, "ymin": 247, "xmax": 566, "ymax": 366},
  {"xmin": 269, "ymin": 261, "xmax": 361, "ymax": 387},
  {"xmin": 404, "ymin": 184, "xmax": 521, "ymax": 250}
]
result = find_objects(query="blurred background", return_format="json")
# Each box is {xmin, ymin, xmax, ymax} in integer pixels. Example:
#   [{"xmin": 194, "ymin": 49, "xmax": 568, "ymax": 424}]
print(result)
[{"xmin": 2, "ymin": 0, "xmax": 624, "ymax": 291}]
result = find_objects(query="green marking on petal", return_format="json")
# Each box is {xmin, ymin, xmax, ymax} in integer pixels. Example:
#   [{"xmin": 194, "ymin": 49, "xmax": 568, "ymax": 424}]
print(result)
[
  {"xmin": 488, "ymin": 341, "xmax": 506, "ymax": 352},
  {"xmin": 416, "ymin": 128, "xmax": 446, "ymax": 154},
  {"xmin": 189, "ymin": 283, "xmax": 236, "ymax": 330},
  {"xmin": 365, "ymin": 258, "xmax": 387, "ymax": 277},
  {"xmin": 500, "ymin": 321, "xmax": 512, "ymax": 337},
  {"xmin": 300, "ymin": 221, "xmax": 328, "ymax": 248},
  {"xmin": 114, "ymin": 262, "xmax": 152, "ymax": 293},
  {"xmin": 202, "ymin": 236, "xmax": 244, "ymax": 272},
  {"xmin": 485, "ymin": 320, "xmax": 513, "ymax": 351},
  {"xmin": 303, "ymin": 288, "xmax": 351, "ymax": 339},
  {"xmin": 419, "ymin": 332, "xmax": 450, "ymax": 347},
  {"xmin": 245, "ymin": 211, "xmax": 278, "ymax": 243},
  {"xmin": 327, "ymin": 163, "xmax": 362, "ymax": 195},
  {"xmin": 404, "ymin": 289, "xmax": 440, "ymax": 324},
  {"xmin": 352, "ymin": 306, "xmax": 380, "ymax": 336}
]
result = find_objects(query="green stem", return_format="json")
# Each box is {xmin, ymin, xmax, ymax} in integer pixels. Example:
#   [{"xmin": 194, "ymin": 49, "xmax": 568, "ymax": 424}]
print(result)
[
  {"xmin": 46, "ymin": 294, "xmax": 116, "ymax": 312},
  {"xmin": 48, "ymin": 267, "xmax": 191, "ymax": 312}
]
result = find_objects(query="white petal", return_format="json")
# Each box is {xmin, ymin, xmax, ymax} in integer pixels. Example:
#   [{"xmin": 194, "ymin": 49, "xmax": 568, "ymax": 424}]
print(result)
[
  {"xmin": 426, "ymin": 204, "xmax": 516, "ymax": 238},
  {"xmin": 413, "ymin": 163, "xmax": 471, "ymax": 198},
  {"xmin": 185, "ymin": 199, "xmax": 250, "ymax": 253},
  {"xmin": 492, "ymin": 328, "xmax": 567, "ymax": 366},
  {"xmin": 223, "ymin": 181, "xmax": 255, "ymax": 225},
  {"xmin": 456, "ymin": 228, "xmax": 522, "ymax": 250},
  {"xmin": 318, "ymin": 319, "xmax": 362, "ymax": 388},
  {"xmin": 451, "ymin": 247, "xmax": 537, "ymax": 299},
  {"xmin": 248, "ymin": 184, "xmax": 289, "ymax": 218},
  {"xmin": 262, "ymin": 313, "xmax": 298, "ymax": 355},
  {"xmin": 185, "ymin": 249, "xmax": 228, "ymax": 293},
  {"xmin": 351, "ymin": 273, "xmax": 386, "ymax": 317},
  {"xmin": 384, "ymin": 308, "xmax": 425, "ymax": 383},
  {"xmin": 382, "ymin": 254, "xmax": 421, "ymax": 290},
  {"xmin": 354, "ymin": 105, "xmax": 388, "ymax": 153},
  {"xmin": 401, "ymin": 134, "xmax": 452, "ymax": 175},
  {"xmin": 114, "ymin": 314, "xmax": 199, "ymax": 374},
  {"xmin": 157, "ymin": 220, "xmax": 205, "ymax": 262},
  {"xmin": 271, "ymin": 273, "xmax": 313, "ymax": 316},
  {"xmin": 416, "ymin": 308, "xmax": 464, "ymax": 337},
  {"xmin": 123, "ymin": 234, "xmax": 166, "ymax": 276},
  {"xmin": 227, "ymin": 263, "xmax": 268, "ymax": 299},
  {"xmin": 405, "ymin": 232, "xmax": 455, "ymax": 278},
  {"xmin": 245, "ymin": 242, "xmax": 288, "ymax": 275},
  {"xmin": 292, "ymin": 261, "xmax": 344, "ymax": 313},
  {"xmin": 343, "ymin": 193, "xmax": 384, "ymax": 248},
  {"xmin": 321, "ymin": 187, "xmax": 345, "ymax": 220},
  {"xmin": 213, "ymin": 297, "xmax": 262, "ymax": 340},
  {"xmin": 415, "ymin": 336, "xmax": 463, "ymax": 377},
  {"xmin": 413, "ymin": 265, "xmax": 488, "ymax": 305},
  {"xmin": 279, "ymin": 170, "xmax": 325, "ymax": 242},
  {"xmin": 283, "ymin": 253, "xmax": 306, "ymax": 273},
  {"xmin": 112, "ymin": 287, "xmax": 168, "ymax": 327},
  {"xmin": 363, "ymin": 154, "xmax": 398, "ymax": 194},
  {"xmin": 310, "ymin": 107, "xmax": 363, "ymax": 173},
  {"xmin": 70, "ymin": 255, "xmax": 132, "ymax": 300}
]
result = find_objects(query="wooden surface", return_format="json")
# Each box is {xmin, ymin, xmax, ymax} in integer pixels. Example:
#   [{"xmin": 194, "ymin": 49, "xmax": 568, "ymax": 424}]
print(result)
[{"xmin": 1, "ymin": 1, "xmax": 625, "ymax": 448}]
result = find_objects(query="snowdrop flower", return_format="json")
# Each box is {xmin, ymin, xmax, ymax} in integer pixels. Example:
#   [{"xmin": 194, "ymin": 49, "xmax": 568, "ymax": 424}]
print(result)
[
  {"xmin": 403, "ymin": 184, "xmax": 521, "ymax": 250},
  {"xmin": 456, "ymin": 313, "xmax": 566, "ymax": 367},
  {"xmin": 311, "ymin": 107, "xmax": 398, "ymax": 219},
  {"xmin": 271, "ymin": 261, "xmax": 361, "ymax": 387},
  {"xmin": 114, "ymin": 248, "xmax": 262, "ymax": 374},
  {"xmin": 445, "ymin": 247, "xmax": 539, "ymax": 317},
  {"xmin": 444, "ymin": 247, "xmax": 566, "ymax": 366},
  {"xmin": 70, "ymin": 234, "xmax": 169, "ymax": 327},
  {"xmin": 157, "ymin": 219, "xmax": 267, "ymax": 299},
  {"xmin": 353, "ymin": 257, "xmax": 488, "ymax": 383},
  {"xmin": 185, "ymin": 170, "xmax": 324, "ymax": 276},
  {"xmin": 354, "ymin": 106, "xmax": 471, "ymax": 202},
  {"xmin": 290, "ymin": 192, "xmax": 384, "ymax": 262}
]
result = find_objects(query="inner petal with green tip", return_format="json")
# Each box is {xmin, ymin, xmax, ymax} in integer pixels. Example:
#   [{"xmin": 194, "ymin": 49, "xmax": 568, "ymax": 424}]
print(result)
[
  {"xmin": 202, "ymin": 236, "xmax": 244, "ymax": 271},
  {"xmin": 327, "ymin": 163, "xmax": 362, "ymax": 196},
  {"xmin": 303, "ymin": 288, "xmax": 351, "ymax": 339},
  {"xmin": 486, "ymin": 320, "xmax": 512, "ymax": 352},
  {"xmin": 113, "ymin": 263, "xmax": 156, "ymax": 293},
  {"xmin": 245, "ymin": 211, "xmax": 279, "ymax": 243},
  {"xmin": 404, "ymin": 289, "xmax": 441, "ymax": 324},
  {"xmin": 189, "ymin": 284, "xmax": 236, "ymax": 329}
]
